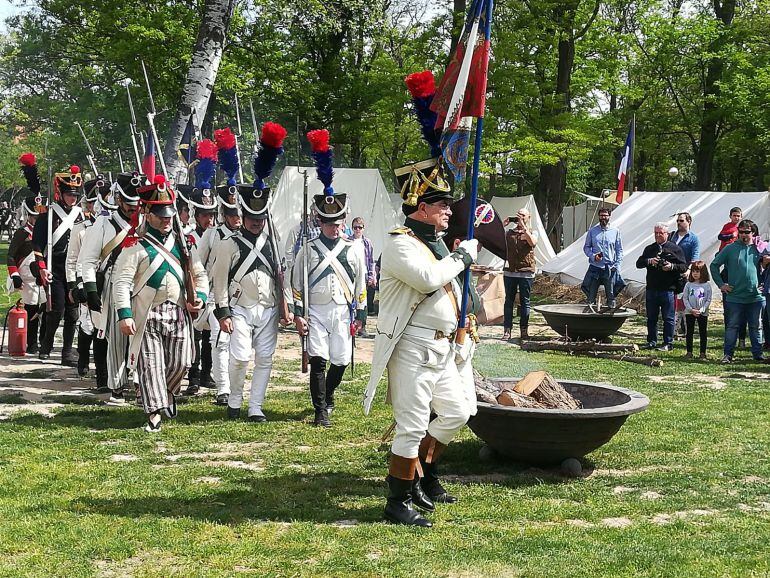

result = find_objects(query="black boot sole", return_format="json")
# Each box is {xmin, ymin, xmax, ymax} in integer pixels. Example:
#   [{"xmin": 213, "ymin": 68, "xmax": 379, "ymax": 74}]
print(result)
[{"xmin": 383, "ymin": 510, "xmax": 432, "ymax": 527}]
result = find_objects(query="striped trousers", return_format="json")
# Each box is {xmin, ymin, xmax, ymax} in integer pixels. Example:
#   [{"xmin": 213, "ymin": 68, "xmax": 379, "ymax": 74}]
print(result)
[
  {"xmin": 104, "ymin": 305, "xmax": 130, "ymax": 391},
  {"xmin": 137, "ymin": 301, "xmax": 192, "ymax": 415}
]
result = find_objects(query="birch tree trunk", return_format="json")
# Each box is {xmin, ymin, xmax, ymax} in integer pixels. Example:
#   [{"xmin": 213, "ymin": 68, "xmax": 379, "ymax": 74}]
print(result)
[{"xmin": 163, "ymin": 0, "xmax": 235, "ymax": 183}]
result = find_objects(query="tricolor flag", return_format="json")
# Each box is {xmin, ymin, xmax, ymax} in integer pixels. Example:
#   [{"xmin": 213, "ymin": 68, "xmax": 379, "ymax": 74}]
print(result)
[
  {"xmin": 141, "ymin": 131, "xmax": 156, "ymax": 181},
  {"xmin": 616, "ymin": 120, "xmax": 634, "ymax": 204},
  {"xmin": 430, "ymin": 0, "xmax": 491, "ymax": 181}
]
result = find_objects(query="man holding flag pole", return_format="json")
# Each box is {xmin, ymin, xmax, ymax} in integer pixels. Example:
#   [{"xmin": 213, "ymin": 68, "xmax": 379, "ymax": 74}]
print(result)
[{"xmin": 363, "ymin": 0, "xmax": 493, "ymax": 528}]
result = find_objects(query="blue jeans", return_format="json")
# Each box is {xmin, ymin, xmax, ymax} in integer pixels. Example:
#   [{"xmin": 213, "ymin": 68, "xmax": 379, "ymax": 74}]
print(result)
[
  {"xmin": 645, "ymin": 290, "xmax": 675, "ymax": 346},
  {"xmin": 581, "ymin": 265, "xmax": 620, "ymax": 305},
  {"xmin": 503, "ymin": 276, "xmax": 533, "ymax": 330},
  {"xmin": 723, "ymin": 300, "xmax": 763, "ymax": 358}
]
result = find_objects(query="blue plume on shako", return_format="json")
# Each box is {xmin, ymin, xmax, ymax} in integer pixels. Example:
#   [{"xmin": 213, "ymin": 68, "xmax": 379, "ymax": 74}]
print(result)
[
  {"xmin": 306, "ymin": 129, "xmax": 334, "ymax": 194},
  {"xmin": 214, "ymin": 128, "xmax": 239, "ymax": 186},
  {"xmin": 195, "ymin": 139, "xmax": 218, "ymax": 189},
  {"xmin": 253, "ymin": 122, "xmax": 288, "ymax": 190}
]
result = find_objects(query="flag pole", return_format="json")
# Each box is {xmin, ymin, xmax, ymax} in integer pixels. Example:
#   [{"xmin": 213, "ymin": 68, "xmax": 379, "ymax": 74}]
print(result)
[
  {"xmin": 629, "ymin": 113, "xmax": 636, "ymax": 197},
  {"xmin": 456, "ymin": 0, "xmax": 493, "ymax": 346}
]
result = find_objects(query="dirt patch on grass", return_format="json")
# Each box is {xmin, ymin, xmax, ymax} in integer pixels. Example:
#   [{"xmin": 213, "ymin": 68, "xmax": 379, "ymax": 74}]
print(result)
[
  {"xmin": 601, "ymin": 517, "xmax": 633, "ymax": 528},
  {"xmin": 0, "ymin": 402, "xmax": 63, "ymax": 420},
  {"xmin": 109, "ymin": 454, "xmax": 137, "ymax": 462},
  {"xmin": 200, "ymin": 460, "xmax": 264, "ymax": 471},
  {"xmin": 647, "ymin": 374, "xmax": 727, "ymax": 390}
]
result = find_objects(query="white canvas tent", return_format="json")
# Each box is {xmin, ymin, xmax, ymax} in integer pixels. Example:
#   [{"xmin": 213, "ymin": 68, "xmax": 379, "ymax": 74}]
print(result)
[
  {"xmin": 270, "ymin": 167, "xmax": 400, "ymax": 260},
  {"xmin": 476, "ymin": 195, "xmax": 557, "ymax": 269},
  {"xmin": 542, "ymin": 190, "xmax": 770, "ymax": 296}
]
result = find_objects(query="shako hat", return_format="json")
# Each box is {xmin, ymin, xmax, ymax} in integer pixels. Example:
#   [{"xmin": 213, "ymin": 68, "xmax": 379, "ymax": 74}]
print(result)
[
  {"xmin": 54, "ymin": 165, "xmax": 83, "ymax": 200},
  {"xmin": 214, "ymin": 127, "xmax": 241, "ymax": 217},
  {"xmin": 188, "ymin": 138, "xmax": 218, "ymax": 214},
  {"xmin": 238, "ymin": 122, "xmax": 287, "ymax": 220},
  {"xmin": 307, "ymin": 129, "xmax": 346, "ymax": 224},
  {"xmin": 395, "ymin": 71, "xmax": 453, "ymax": 208},
  {"xmin": 83, "ymin": 174, "xmax": 116, "ymax": 210},
  {"xmin": 18, "ymin": 153, "xmax": 46, "ymax": 215},
  {"xmin": 137, "ymin": 175, "xmax": 176, "ymax": 218},
  {"xmin": 111, "ymin": 172, "xmax": 145, "ymax": 205}
]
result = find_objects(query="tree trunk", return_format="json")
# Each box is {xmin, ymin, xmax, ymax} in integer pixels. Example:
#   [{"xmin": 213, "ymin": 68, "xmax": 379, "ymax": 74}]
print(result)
[
  {"xmin": 450, "ymin": 0, "xmax": 467, "ymax": 55},
  {"xmin": 164, "ymin": 0, "xmax": 235, "ymax": 183},
  {"xmin": 694, "ymin": 0, "xmax": 735, "ymax": 190}
]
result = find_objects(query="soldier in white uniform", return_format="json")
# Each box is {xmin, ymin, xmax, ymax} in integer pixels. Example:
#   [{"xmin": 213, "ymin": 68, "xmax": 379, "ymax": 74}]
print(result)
[
  {"xmin": 176, "ymin": 143, "xmax": 219, "ymax": 396},
  {"xmin": 212, "ymin": 121, "xmax": 291, "ymax": 421},
  {"xmin": 79, "ymin": 172, "xmax": 144, "ymax": 398},
  {"xmin": 31, "ymin": 164, "xmax": 84, "ymax": 365},
  {"xmin": 362, "ymin": 70, "xmax": 483, "ymax": 527},
  {"xmin": 66, "ymin": 175, "xmax": 112, "ymax": 379},
  {"xmin": 112, "ymin": 176, "xmax": 208, "ymax": 432},
  {"xmin": 7, "ymin": 156, "xmax": 48, "ymax": 353},
  {"xmin": 292, "ymin": 129, "xmax": 367, "ymax": 427}
]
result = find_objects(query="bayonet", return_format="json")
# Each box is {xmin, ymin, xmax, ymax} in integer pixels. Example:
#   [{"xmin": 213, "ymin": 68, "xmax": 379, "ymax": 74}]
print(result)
[
  {"xmin": 117, "ymin": 149, "xmax": 125, "ymax": 173},
  {"xmin": 126, "ymin": 83, "xmax": 143, "ymax": 171},
  {"xmin": 233, "ymin": 94, "xmax": 246, "ymax": 183},
  {"xmin": 74, "ymin": 121, "xmax": 99, "ymax": 176}
]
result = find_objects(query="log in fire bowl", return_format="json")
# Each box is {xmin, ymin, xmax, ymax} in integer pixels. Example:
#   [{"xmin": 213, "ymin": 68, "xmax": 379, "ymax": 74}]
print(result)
[
  {"xmin": 468, "ymin": 379, "xmax": 649, "ymax": 471},
  {"xmin": 533, "ymin": 304, "xmax": 636, "ymax": 341}
]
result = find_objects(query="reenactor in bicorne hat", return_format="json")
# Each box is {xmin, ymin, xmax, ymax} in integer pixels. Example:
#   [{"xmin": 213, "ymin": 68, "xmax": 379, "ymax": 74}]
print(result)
[
  {"xmin": 31, "ymin": 163, "xmax": 84, "ymax": 365},
  {"xmin": 292, "ymin": 129, "xmax": 368, "ymax": 427},
  {"xmin": 211, "ymin": 122, "xmax": 292, "ymax": 422},
  {"xmin": 177, "ymin": 139, "xmax": 219, "ymax": 396},
  {"xmin": 7, "ymin": 154, "xmax": 48, "ymax": 353},
  {"xmin": 362, "ymin": 71, "xmax": 482, "ymax": 527},
  {"xmin": 78, "ymin": 171, "xmax": 144, "ymax": 399},
  {"xmin": 195, "ymin": 128, "xmax": 245, "ymax": 407},
  {"xmin": 66, "ymin": 174, "xmax": 113, "ymax": 380}
]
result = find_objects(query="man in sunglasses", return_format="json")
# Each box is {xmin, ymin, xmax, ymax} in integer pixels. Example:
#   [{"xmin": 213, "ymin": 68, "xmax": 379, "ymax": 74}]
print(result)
[
  {"xmin": 710, "ymin": 220, "xmax": 770, "ymax": 363},
  {"xmin": 669, "ymin": 212, "xmax": 700, "ymax": 337}
]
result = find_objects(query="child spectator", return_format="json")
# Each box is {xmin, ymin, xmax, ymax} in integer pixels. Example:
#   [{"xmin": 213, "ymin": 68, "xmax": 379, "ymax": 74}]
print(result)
[
  {"xmin": 682, "ymin": 261, "xmax": 712, "ymax": 360},
  {"xmin": 717, "ymin": 207, "xmax": 742, "ymax": 251}
]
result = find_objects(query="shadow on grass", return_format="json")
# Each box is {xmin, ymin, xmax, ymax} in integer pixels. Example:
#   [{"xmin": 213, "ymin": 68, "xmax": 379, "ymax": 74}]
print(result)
[
  {"xmin": 3, "ymin": 403, "xmax": 317, "ymax": 430},
  {"xmin": 74, "ymin": 471, "xmax": 386, "ymax": 524}
]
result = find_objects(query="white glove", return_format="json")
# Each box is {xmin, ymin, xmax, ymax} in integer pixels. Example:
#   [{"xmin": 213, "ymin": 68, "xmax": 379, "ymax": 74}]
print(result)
[{"xmin": 457, "ymin": 239, "xmax": 479, "ymax": 263}]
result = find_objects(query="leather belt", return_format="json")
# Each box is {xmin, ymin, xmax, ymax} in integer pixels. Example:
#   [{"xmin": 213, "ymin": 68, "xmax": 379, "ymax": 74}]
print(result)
[{"xmin": 402, "ymin": 324, "xmax": 456, "ymax": 341}]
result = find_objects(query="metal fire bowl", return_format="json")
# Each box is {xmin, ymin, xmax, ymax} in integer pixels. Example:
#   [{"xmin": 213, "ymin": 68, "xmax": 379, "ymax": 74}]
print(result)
[
  {"xmin": 468, "ymin": 379, "xmax": 649, "ymax": 465},
  {"xmin": 533, "ymin": 304, "xmax": 637, "ymax": 341}
]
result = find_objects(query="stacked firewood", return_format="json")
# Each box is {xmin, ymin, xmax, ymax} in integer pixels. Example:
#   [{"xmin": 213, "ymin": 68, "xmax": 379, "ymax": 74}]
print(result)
[{"xmin": 475, "ymin": 370, "xmax": 581, "ymax": 410}]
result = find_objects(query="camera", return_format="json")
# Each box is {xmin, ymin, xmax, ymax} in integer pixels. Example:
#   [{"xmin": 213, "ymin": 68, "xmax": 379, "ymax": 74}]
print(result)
[{"xmin": 507, "ymin": 216, "xmax": 519, "ymax": 224}]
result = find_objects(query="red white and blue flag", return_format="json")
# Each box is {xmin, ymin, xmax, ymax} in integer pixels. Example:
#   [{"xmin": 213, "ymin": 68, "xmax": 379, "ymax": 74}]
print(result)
[
  {"xmin": 616, "ymin": 120, "xmax": 634, "ymax": 204},
  {"xmin": 141, "ymin": 131, "xmax": 156, "ymax": 181},
  {"xmin": 430, "ymin": 0, "xmax": 491, "ymax": 181}
]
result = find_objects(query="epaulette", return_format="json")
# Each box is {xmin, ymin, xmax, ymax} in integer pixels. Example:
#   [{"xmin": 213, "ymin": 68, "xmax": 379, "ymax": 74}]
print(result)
[{"xmin": 389, "ymin": 226, "xmax": 412, "ymax": 236}]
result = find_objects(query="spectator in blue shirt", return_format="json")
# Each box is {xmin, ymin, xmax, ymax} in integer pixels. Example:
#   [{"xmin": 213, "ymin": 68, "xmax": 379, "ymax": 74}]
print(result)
[
  {"xmin": 668, "ymin": 212, "xmax": 700, "ymax": 265},
  {"xmin": 581, "ymin": 207, "xmax": 625, "ymax": 308}
]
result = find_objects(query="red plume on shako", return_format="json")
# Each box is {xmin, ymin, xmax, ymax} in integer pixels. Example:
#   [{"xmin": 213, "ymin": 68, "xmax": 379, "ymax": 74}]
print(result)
[{"xmin": 306, "ymin": 129, "xmax": 347, "ymax": 224}]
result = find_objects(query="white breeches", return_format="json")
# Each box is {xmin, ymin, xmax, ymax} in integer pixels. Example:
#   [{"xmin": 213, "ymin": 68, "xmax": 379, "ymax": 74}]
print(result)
[
  {"xmin": 209, "ymin": 306, "xmax": 230, "ymax": 395},
  {"xmin": 387, "ymin": 335, "xmax": 471, "ymax": 459},
  {"xmin": 308, "ymin": 301, "xmax": 352, "ymax": 365},
  {"xmin": 228, "ymin": 304, "xmax": 279, "ymax": 416}
]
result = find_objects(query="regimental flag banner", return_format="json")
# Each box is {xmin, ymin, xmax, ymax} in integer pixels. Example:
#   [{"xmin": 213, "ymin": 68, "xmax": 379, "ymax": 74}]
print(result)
[
  {"xmin": 178, "ymin": 114, "xmax": 196, "ymax": 168},
  {"xmin": 616, "ymin": 120, "xmax": 634, "ymax": 204},
  {"xmin": 430, "ymin": 0, "xmax": 491, "ymax": 181},
  {"xmin": 142, "ymin": 131, "xmax": 156, "ymax": 181}
]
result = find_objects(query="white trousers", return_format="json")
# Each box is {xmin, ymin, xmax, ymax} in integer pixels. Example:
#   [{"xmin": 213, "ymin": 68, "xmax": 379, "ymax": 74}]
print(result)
[
  {"xmin": 454, "ymin": 339, "xmax": 478, "ymax": 417},
  {"xmin": 228, "ymin": 304, "xmax": 279, "ymax": 416},
  {"xmin": 308, "ymin": 301, "xmax": 352, "ymax": 365},
  {"xmin": 208, "ymin": 307, "xmax": 230, "ymax": 395},
  {"xmin": 387, "ymin": 335, "xmax": 471, "ymax": 458}
]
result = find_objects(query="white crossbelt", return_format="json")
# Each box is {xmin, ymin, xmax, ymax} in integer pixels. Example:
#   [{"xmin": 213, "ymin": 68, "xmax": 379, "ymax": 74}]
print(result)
[
  {"xmin": 131, "ymin": 233, "xmax": 181, "ymax": 297},
  {"xmin": 309, "ymin": 240, "xmax": 354, "ymax": 302},
  {"xmin": 51, "ymin": 204, "xmax": 82, "ymax": 247},
  {"xmin": 231, "ymin": 232, "xmax": 270, "ymax": 284}
]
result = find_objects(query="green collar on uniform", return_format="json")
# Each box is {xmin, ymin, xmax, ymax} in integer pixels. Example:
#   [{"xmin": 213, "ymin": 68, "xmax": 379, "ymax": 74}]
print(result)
[
  {"xmin": 145, "ymin": 225, "xmax": 170, "ymax": 244},
  {"xmin": 404, "ymin": 217, "xmax": 448, "ymax": 259},
  {"xmin": 319, "ymin": 233, "xmax": 340, "ymax": 250},
  {"xmin": 140, "ymin": 226, "xmax": 182, "ymax": 290}
]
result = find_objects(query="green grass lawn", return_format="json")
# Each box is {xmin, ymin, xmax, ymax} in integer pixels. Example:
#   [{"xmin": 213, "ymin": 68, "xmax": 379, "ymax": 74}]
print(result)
[{"xmin": 1, "ymin": 243, "xmax": 770, "ymax": 577}]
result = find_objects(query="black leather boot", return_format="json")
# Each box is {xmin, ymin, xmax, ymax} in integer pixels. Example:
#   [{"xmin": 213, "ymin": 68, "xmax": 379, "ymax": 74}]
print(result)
[
  {"xmin": 420, "ymin": 459, "xmax": 457, "ymax": 504},
  {"xmin": 25, "ymin": 304, "xmax": 41, "ymax": 354},
  {"xmin": 384, "ymin": 475, "xmax": 432, "ymax": 527},
  {"xmin": 76, "ymin": 329, "xmax": 92, "ymax": 376},
  {"xmin": 200, "ymin": 329, "xmax": 213, "ymax": 387},
  {"xmin": 92, "ymin": 337, "xmax": 109, "ymax": 391},
  {"xmin": 325, "ymin": 363, "xmax": 347, "ymax": 413},
  {"xmin": 309, "ymin": 356, "xmax": 330, "ymax": 427},
  {"xmin": 61, "ymin": 313, "xmax": 78, "ymax": 367},
  {"xmin": 411, "ymin": 474, "xmax": 435, "ymax": 512},
  {"xmin": 40, "ymin": 309, "xmax": 61, "ymax": 358}
]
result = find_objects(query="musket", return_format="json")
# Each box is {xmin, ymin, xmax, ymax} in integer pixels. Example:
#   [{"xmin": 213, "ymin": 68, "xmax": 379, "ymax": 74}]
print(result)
[
  {"xmin": 117, "ymin": 150, "xmax": 125, "ymax": 173},
  {"xmin": 126, "ymin": 84, "xmax": 143, "ymax": 172},
  {"xmin": 141, "ymin": 60, "xmax": 199, "ymax": 318},
  {"xmin": 249, "ymin": 100, "xmax": 258, "ymax": 154},
  {"xmin": 233, "ymin": 94, "xmax": 246, "ymax": 183},
  {"xmin": 44, "ymin": 136, "xmax": 53, "ymax": 312}
]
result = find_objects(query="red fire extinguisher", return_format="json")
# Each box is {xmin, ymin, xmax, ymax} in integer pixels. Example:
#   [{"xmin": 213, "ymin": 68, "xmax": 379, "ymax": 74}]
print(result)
[{"xmin": 1, "ymin": 300, "xmax": 28, "ymax": 357}]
